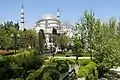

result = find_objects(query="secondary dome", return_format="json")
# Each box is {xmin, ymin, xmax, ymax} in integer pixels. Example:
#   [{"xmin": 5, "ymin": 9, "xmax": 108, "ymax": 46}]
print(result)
[{"xmin": 41, "ymin": 13, "xmax": 57, "ymax": 20}]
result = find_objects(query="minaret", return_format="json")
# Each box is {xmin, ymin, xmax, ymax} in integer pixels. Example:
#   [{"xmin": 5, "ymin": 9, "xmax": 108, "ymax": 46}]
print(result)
[
  {"xmin": 21, "ymin": 4, "xmax": 25, "ymax": 31},
  {"xmin": 57, "ymin": 8, "xmax": 60, "ymax": 21},
  {"xmin": 57, "ymin": 8, "xmax": 61, "ymax": 33}
]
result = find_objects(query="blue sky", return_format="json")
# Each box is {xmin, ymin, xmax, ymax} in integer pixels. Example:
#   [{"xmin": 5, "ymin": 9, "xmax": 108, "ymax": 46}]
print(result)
[{"xmin": 0, "ymin": 0, "xmax": 120, "ymax": 28}]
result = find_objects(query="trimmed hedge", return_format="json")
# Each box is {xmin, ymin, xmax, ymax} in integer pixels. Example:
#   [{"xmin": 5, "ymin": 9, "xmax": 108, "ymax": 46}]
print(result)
[
  {"xmin": 55, "ymin": 60, "xmax": 69, "ymax": 74},
  {"xmin": 26, "ymin": 65, "xmax": 60, "ymax": 80},
  {"xmin": 45, "ymin": 58, "xmax": 70, "ymax": 74},
  {"xmin": 27, "ymin": 58, "xmax": 70, "ymax": 80}
]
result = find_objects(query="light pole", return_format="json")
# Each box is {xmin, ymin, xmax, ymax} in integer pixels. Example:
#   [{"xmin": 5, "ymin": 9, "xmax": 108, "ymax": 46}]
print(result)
[{"xmin": 11, "ymin": 34, "xmax": 20, "ymax": 54}]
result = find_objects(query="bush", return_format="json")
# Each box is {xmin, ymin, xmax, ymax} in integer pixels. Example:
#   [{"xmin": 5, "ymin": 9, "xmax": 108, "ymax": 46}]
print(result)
[
  {"xmin": 0, "ymin": 50, "xmax": 46, "ymax": 80},
  {"xmin": 93, "ymin": 69, "xmax": 98, "ymax": 80},
  {"xmin": 66, "ymin": 59, "xmax": 76, "ymax": 64},
  {"xmin": 85, "ymin": 61, "xmax": 96, "ymax": 73},
  {"xmin": 77, "ymin": 59, "xmax": 91, "ymax": 66},
  {"xmin": 27, "ymin": 58, "xmax": 70, "ymax": 80},
  {"xmin": 86, "ymin": 73, "xmax": 94, "ymax": 80},
  {"xmin": 44, "ymin": 58, "xmax": 70, "ymax": 74},
  {"xmin": 12, "ymin": 51, "xmax": 45, "ymax": 70},
  {"xmin": 77, "ymin": 61, "xmax": 96, "ymax": 78},
  {"xmin": 41, "ymin": 68, "xmax": 60, "ymax": 80},
  {"xmin": 44, "ymin": 58, "xmax": 56, "ymax": 65},
  {"xmin": 26, "ymin": 65, "xmax": 60, "ymax": 80},
  {"xmin": 86, "ymin": 69, "xmax": 98, "ymax": 80},
  {"xmin": 77, "ymin": 66, "xmax": 89, "ymax": 77},
  {"xmin": 0, "ymin": 56, "xmax": 14, "ymax": 80},
  {"xmin": 55, "ymin": 59, "xmax": 69, "ymax": 74},
  {"xmin": 53, "ymin": 58, "xmax": 76, "ymax": 64}
]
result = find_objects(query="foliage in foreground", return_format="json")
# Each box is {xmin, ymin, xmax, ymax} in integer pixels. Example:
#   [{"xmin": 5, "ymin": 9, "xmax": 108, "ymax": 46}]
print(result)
[
  {"xmin": 103, "ymin": 70, "xmax": 120, "ymax": 79},
  {"xmin": 74, "ymin": 10, "xmax": 120, "ymax": 78},
  {"xmin": 27, "ymin": 58, "xmax": 70, "ymax": 80},
  {"xmin": 0, "ymin": 50, "xmax": 45, "ymax": 80},
  {"xmin": 26, "ymin": 65, "xmax": 60, "ymax": 80},
  {"xmin": 77, "ymin": 60, "xmax": 97, "ymax": 80}
]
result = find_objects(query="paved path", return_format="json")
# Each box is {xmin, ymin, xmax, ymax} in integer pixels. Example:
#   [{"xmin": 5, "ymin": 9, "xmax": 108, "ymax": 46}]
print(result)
[{"xmin": 48, "ymin": 56, "xmax": 93, "ymax": 59}]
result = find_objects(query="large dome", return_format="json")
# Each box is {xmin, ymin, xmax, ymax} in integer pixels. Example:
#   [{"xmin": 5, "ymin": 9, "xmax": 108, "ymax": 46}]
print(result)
[{"xmin": 41, "ymin": 13, "xmax": 57, "ymax": 20}]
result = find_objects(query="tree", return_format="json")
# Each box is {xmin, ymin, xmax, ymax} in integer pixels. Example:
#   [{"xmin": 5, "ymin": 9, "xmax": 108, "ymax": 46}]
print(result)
[
  {"xmin": 14, "ymin": 22, "xmax": 20, "ymax": 30},
  {"xmin": 73, "ymin": 11, "xmax": 96, "ymax": 57},
  {"xmin": 38, "ymin": 29, "xmax": 45, "ymax": 54},
  {"xmin": 18, "ymin": 29, "xmax": 38, "ymax": 50},
  {"xmin": 52, "ymin": 27, "xmax": 57, "ymax": 35},
  {"xmin": 0, "ymin": 21, "xmax": 20, "ymax": 49},
  {"xmin": 74, "ymin": 10, "xmax": 120, "ymax": 78},
  {"xmin": 55, "ymin": 35, "xmax": 70, "ymax": 51}
]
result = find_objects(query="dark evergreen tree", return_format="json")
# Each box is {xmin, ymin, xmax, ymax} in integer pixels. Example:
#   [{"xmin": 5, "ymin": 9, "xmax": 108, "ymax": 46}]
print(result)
[
  {"xmin": 14, "ymin": 22, "xmax": 20, "ymax": 30},
  {"xmin": 52, "ymin": 27, "xmax": 57, "ymax": 35}
]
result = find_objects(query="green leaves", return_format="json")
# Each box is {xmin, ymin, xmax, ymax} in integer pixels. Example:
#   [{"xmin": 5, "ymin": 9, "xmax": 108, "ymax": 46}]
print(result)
[
  {"xmin": 18, "ymin": 29, "xmax": 38, "ymax": 49},
  {"xmin": 0, "ymin": 21, "xmax": 20, "ymax": 49},
  {"xmin": 74, "ymin": 10, "xmax": 120, "ymax": 78},
  {"xmin": 55, "ymin": 34, "xmax": 70, "ymax": 50}
]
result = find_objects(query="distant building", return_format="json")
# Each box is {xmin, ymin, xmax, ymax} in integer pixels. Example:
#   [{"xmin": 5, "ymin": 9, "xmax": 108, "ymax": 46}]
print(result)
[{"xmin": 33, "ymin": 9, "xmax": 74, "ymax": 49}]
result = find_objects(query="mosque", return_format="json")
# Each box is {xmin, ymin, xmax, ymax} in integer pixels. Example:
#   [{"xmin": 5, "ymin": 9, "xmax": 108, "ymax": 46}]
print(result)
[
  {"xmin": 33, "ymin": 9, "xmax": 74, "ymax": 49},
  {"xmin": 20, "ymin": 5, "xmax": 74, "ymax": 50}
]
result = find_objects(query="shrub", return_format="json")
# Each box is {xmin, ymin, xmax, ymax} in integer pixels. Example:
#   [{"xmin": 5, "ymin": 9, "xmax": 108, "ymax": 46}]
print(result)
[
  {"xmin": 86, "ymin": 73, "xmax": 94, "ymax": 80},
  {"xmin": 66, "ymin": 59, "xmax": 76, "ymax": 64},
  {"xmin": 44, "ymin": 58, "xmax": 56, "ymax": 65},
  {"xmin": 85, "ymin": 61, "xmax": 96, "ymax": 73},
  {"xmin": 0, "ymin": 51, "xmax": 45, "ymax": 79},
  {"xmin": 39, "ymin": 65, "xmax": 60, "ymax": 80},
  {"xmin": 86, "ymin": 69, "xmax": 98, "ymax": 80},
  {"xmin": 12, "ymin": 51, "xmax": 45, "ymax": 70},
  {"xmin": 44, "ymin": 58, "xmax": 70, "ymax": 74},
  {"xmin": 26, "ymin": 65, "xmax": 60, "ymax": 80},
  {"xmin": 41, "ymin": 68, "xmax": 60, "ymax": 80},
  {"xmin": 77, "ymin": 59, "xmax": 91, "ymax": 66},
  {"xmin": 55, "ymin": 60, "xmax": 69, "ymax": 74},
  {"xmin": 77, "ymin": 66, "xmax": 89, "ymax": 78},
  {"xmin": 77, "ymin": 61, "xmax": 96, "ymax": 78},
  {"xmin": 27, "ymin": 58, "xmax": 70, "ymax": 80},
  {"xmin": 93, "ymin": 69, "xmax": 98, "ymax": 80},
  {"xmin": 0, "ymin": 56, "xmax": 14, "ymax": 80}
]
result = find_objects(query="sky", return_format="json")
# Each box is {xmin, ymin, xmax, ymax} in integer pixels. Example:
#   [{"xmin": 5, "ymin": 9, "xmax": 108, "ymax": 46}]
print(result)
[{"xmin": 0, "ymin": 0, "xmax": 120, "ymax": 28}]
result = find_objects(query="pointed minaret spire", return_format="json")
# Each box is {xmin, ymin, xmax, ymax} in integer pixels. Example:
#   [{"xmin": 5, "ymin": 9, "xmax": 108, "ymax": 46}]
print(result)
[
  {"xmin": 57, "ymin": 8, "xmax": 60, "ymax": 20},
  {"xmin": 21, "ymin": 4, "xmax": 25, "ymax": 31},
  {"xmin": 22, "ymin": 4, "xmax": 24, "ymax": 9}
]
